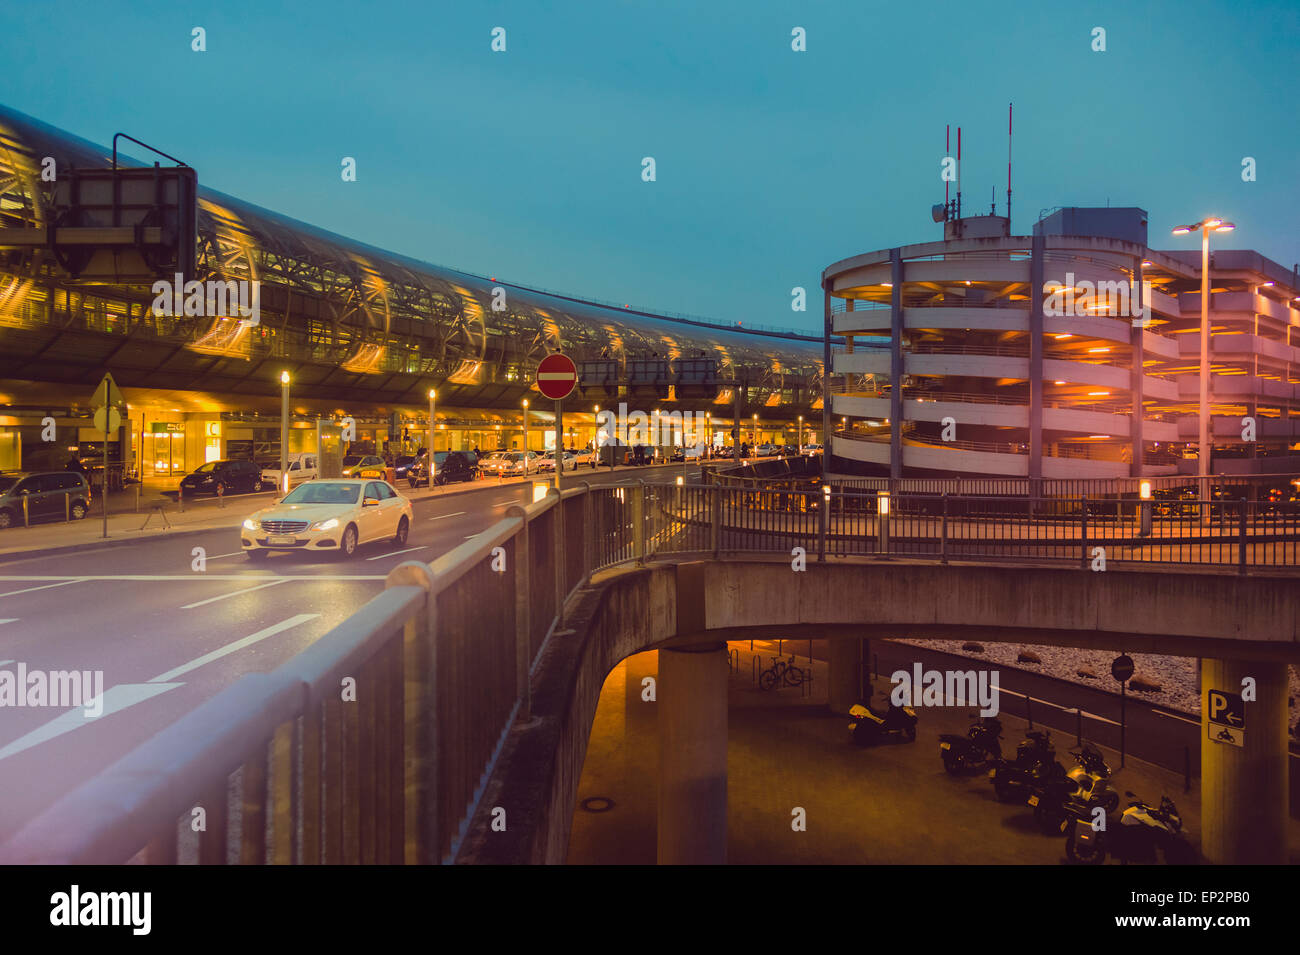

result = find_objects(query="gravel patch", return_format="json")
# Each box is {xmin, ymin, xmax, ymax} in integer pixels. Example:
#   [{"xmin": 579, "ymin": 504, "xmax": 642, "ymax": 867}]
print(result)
[{"xmin": 892, "ymin": 638, "xmax": 1300, "ymax": 725}]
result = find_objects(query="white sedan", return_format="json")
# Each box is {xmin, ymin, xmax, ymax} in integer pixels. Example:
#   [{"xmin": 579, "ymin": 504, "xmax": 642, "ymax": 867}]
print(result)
[{"xmin": 241, "ymin": 479, "xmax": 412, "ymax": 559}]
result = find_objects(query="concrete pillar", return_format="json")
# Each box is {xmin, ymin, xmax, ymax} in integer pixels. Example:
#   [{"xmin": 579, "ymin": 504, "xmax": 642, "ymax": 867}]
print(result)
[
  {"xmin": 1028, "ymin": 234, "xmax": 1045, "ymax": 484},
  {"xmin": 657, "ymin": 643, "xmax": 727, "ymax": 864},
  {"xmin": 1199, "ymin": 658, "xmax": 1289, "ymax": 864},
  {"xmin": 827, "ymin": 637, "xmax": 867, "ymax": 715},
  {"xmin": 889, "ymin": 249, "xmax": 904, "ymax": 480}
]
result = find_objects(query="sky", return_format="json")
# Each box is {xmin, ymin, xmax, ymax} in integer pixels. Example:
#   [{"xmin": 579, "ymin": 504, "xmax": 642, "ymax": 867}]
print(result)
[{"xmin": 3, "ymin": 0, "xmax": 1297, "ymax": 333}]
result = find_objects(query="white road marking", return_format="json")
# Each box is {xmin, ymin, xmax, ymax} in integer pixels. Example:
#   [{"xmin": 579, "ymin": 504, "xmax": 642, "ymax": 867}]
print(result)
[
  {"xmin": 0, "ymin": 659, "xmax": 12, "ymax": 666},
  {"xmin": 1150, "ymin": 709, "xmax": 1199, "ymax": 726},
  {"xmin": 464, "ymin": 534, "xmax": 480, "ymax": 540},
  {"xmin": 365, "ymin": 546, "xmax": 428, "ymax": 561},
  {"xmin": 1062, "ymin": 707, "xmax": 1121, "ymax": 727},
  {"xmin": 181, "ymin": 578, "xmax": 289, "ymax": 609},
  {"xmin": 204, "ymin": 552, "xmax": 246, "ymax": 561},
  {"xmin": 0, "ymin": 579, "xmax": 86, "ymax": 598},
  {"xmin": 491, "ymin": 500, "xmax": 516, "ymax": 507},
  {"xmin": 0, "ymin": 619, "xmax": 17, "ymax": 626},
  {"xmin": 148, "ymin": 613, "xmax": 319, "ymax": 683},
  {"xmin": 0, "ymin": 682, "xmax": 184, "ymax": 762},
  {"xmin": 427, "ymin": 511, "xmax": 465, "ymax": 521},
  {"xmin": 0, "ymin": 575, "xmax": 386, "ymax": 581}
]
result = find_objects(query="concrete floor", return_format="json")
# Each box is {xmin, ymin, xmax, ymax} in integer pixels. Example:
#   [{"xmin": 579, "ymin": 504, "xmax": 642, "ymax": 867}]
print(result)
[{"xmin": 567, "ymin": 640, "xmax": 1300, "ymax": 865}]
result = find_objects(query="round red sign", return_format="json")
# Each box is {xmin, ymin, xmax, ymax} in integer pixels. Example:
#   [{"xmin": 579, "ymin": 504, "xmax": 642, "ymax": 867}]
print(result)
[{"xmin": 536, "ymin": 353, "xmax": 577, "ymax": 401}]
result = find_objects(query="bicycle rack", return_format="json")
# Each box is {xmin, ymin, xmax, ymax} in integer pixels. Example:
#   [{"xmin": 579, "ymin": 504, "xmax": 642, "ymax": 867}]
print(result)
[
  {"xmin": 724, "ymin": 647, "xmax": 739, "ymax": 672},
  {"xmin": 800, "ymin": 668, "xmax": 814, "ymax": 698}
]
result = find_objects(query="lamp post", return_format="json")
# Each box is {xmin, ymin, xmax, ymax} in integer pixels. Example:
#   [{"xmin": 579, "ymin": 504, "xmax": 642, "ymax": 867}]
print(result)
[
  {"xmin": 1172, "ymin": 217, "xmax": 1235, "ymax": 496},
  {"xmin": 752, "ymin": 413, "xmax": 759, "ymax": 450},
  {"xmin": 798, "ymin": 414, "xmax": 804, "ymax": 455},
  {"xmin": 522, "ymin": 398, "xmax": 529, "ymax": 473},
  {"xmin": 434, "ymin": 389, "xmax": 444, "ymax": 488},
  {"xmin": 279, "ymin": 371, "xmax": 290, "ymax": 491}
]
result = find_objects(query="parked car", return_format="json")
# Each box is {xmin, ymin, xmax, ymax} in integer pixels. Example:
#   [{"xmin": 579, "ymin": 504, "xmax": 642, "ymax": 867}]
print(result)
[
  {"xmin": 341, "ymin": 454, "xmax": 386, "ymax": 478},
  {"xmin": 180, "ymin": 459, "xmax": 262, "ymax": 496},
  {"xmin": 391, "ymin": 455, "xmax": 419, "ymax": 480},
  {"xmin": 756, "ymin": 443, "xmax": 779, "ymax": 457},
  {"xmin": 537, "ymin": 450, "xmax": 576, "ymax": 473},
  {"xmin": 572, "ymin": 447, "xmax": 600, "ymax": 468},
  {"xmin": 261, "ymin": 452, "xmax": 318, "ymax": 492},
  {"xmin": 408, "ymin": 450, "xmax": 478, "ymax": 487},
  {"xmin": 480, "ymin": 450, "xmax": 539, "ymax": 477},
  {"xmin": 803, "ymin": 443, "xmax": 824, "ymax": 456},
  {"xmin": 669, "ymin": 446, "xmax": 685, "ymax": 463},
  {"xmin": 0, "ymin": 471, "xmax": 91, "ymax": 528},
  {"xmin": 777, "ymin": 445, "xmax": 799, "ymax": 457},
  {"xmin": 241, "ymin": 478, "xmax": 412, "ymax": 559}
]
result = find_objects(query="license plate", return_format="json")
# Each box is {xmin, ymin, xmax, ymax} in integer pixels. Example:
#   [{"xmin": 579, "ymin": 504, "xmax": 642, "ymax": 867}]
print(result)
[
  {"xmin": 1027, "ymin": 795, "xmax": 1039, "ymax": 807},
  {"xmin": 939, "ymin": 742, "xmax": 951, "ymax": 750},
  {"xmin": 268, "ymin": 535, "xmax": 295, "ymax": 545}
]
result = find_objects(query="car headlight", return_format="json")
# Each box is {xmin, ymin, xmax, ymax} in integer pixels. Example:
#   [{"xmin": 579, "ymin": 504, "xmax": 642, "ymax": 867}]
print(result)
[
  {"xmin": 310, "ymin": 518, "xmax": 339, "ymax": 531},
  {"xmin": 242, "ymin": 518, "xmax": 259, "ymax": 530}
]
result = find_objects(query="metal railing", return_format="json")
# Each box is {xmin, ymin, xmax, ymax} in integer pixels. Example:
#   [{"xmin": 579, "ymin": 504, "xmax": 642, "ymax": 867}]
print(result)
[{"xmin": 3, "ymin": 475, "xmax": 1295, "ymax": 865}]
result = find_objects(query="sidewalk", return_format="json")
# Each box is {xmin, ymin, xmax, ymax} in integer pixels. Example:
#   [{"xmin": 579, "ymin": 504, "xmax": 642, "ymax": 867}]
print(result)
[{"xmin": 0, "ymin": 460, "xmax": 686, "ymax": 560}]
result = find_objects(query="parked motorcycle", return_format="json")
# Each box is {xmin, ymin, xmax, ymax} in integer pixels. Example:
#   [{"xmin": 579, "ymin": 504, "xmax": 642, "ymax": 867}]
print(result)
[
  {"xmin": 848, "ymin": 694, "xmax": 918, "ymax": 746},
  {"xmin": 1027, "ymin": 743, "xmax": 1119, "ymax": 835},
  {"xmin": 938, "ymin": 714, "xmax": 1003, "ymax": 774},
  {"xmin": 989, "ymin": 729, "xmax": 1058, "ymax": 802},
  {"xmin": 1065, "ymin": 790, "xmax": 1192, "ymax": 864}
]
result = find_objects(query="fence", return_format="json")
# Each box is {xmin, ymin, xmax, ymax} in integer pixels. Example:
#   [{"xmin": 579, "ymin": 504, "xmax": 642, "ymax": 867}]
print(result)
[{"xmin": 3, "ymin": 476, "xmax": 1295, "ymax": 864}]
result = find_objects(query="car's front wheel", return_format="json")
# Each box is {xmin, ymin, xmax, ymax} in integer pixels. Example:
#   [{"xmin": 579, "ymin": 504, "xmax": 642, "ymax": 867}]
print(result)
[
  {"xmin": 393, "ymin": 516, "xmax": 409, "ymax": 545},
  {"xmin": 71, "ymin": 501, "xmax": 87, "ymax": 520},
  {"xmin": 339, "ymin": 524, "xmax": 359, "ymax": 558}
]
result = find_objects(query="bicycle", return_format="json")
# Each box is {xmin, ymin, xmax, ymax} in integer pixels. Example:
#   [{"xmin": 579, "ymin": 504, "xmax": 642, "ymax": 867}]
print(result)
[{"xmin": 758, "ymin": 654, "xmax": 805, "ymax": 690}]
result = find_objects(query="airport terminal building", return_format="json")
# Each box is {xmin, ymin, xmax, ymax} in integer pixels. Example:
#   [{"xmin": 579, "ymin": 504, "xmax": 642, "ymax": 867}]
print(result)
[
  {"xmin": 0, "ymin": 104, "xmax": 824, "ymax": 479},
  {"xmin": 824, "ymin": 207, "xmax": 1300, "ymax": 480}
]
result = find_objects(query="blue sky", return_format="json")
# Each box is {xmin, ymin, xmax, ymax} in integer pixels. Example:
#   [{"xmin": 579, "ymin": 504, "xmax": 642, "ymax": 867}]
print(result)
[{"xmin": 4, "ymin": 0, "xmax": 1296, "ymax": 331}]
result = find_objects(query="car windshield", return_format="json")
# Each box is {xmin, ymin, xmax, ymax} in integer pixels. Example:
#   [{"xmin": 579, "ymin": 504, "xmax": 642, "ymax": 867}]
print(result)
[
  {"xmin": 280, "ymin": 482, "xmax": 361, "ymax": 505},
  {"xmin": 194, "ymin": 462, "xmax": 217, "ymax": 473},
  {"xmin": 342, "ymin": 456, "xmax": 362, "ymax": 466}
]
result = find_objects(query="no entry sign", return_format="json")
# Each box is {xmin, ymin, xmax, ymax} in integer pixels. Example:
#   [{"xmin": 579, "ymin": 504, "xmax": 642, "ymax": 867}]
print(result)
[{"xmin": 537, "ymin": 353, "xmax": 577, "ymax": 401}]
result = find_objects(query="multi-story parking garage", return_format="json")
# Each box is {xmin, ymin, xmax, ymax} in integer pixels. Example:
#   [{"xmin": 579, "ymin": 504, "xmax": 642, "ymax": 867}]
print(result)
[
  {"xmin": 0, "ymin": 104, "xmax": 824, "ymax": 478},
  {"xmin": 823, "ymin": 207, "xmax": 1300, "ymax": 480}
]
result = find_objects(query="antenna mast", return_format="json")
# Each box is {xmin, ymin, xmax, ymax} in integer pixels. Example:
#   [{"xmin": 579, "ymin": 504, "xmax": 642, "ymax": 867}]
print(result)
[
  {"xmin": 1007, "ymin": 103, "xmax": 1013, "ymax": 226},
  {"xmin": 956, "ymin": 127, "xmax": 962, "ymax": 220}
]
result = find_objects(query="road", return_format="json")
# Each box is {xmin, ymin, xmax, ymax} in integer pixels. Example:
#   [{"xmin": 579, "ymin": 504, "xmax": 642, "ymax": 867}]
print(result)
[{"xmin": 0, "ymin": 464, "xmax": 693, "ymax": 841}]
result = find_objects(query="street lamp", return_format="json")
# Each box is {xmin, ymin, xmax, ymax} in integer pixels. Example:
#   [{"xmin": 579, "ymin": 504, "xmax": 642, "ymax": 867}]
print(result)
[
  {"xmin": 798, "ymin": 414, "xmax": 804, "ymax": 455},
  {"xmin": 434, "ymin": 389, "xmax": 444, "ymax": 488},
  {"xmin": 1171, "ymin": 217, "xmax": 1235, "ymax": 489},
  {"xmin": 279, "ymin": 371, "xmax": 290, "ymax": 491},
  {"xmin": 522, "ymin": 398, "xmax": 529, "ymax": 471}
]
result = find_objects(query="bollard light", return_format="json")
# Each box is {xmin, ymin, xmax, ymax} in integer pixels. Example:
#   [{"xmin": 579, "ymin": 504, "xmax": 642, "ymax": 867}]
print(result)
[
  {"xmin": 676, "ymin": 475, "xmax": 684, "ymax": 486},
  {"xmin": 823, "ymin": 483, "xmax": 831, "ymax": 499},
  {"xmin": 533, "ymin": 481, "xmax": 550, "ymax": 503},
  {"xmin": 1140, "ymin": 480, "xmax": 1152, "ymax": 500},
  {"xmin": 877, "ymin": 490, "xmax": 890, "ymax": 515}
]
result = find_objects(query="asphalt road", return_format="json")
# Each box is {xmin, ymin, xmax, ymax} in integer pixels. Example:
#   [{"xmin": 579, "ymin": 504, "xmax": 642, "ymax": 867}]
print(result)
[{"xmin": 0, "ymin": 464, "xmax": 693, "ymax": 841}]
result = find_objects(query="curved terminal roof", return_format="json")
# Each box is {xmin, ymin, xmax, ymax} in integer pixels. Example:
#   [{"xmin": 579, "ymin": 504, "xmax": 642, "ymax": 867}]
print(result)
[{"xmin": 0, "ymin": 104, "xmax": 824, "ymax": 412}]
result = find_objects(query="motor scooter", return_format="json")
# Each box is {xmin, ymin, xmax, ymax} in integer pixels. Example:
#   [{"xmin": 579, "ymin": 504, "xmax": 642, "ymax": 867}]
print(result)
[
  {"xmin": 848, "ymin": 693, "xmax": 918, "ymax": 746},
  {"xmin": 938, "ymin": 713, "xmax": 1003, "ymax": 774}
]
